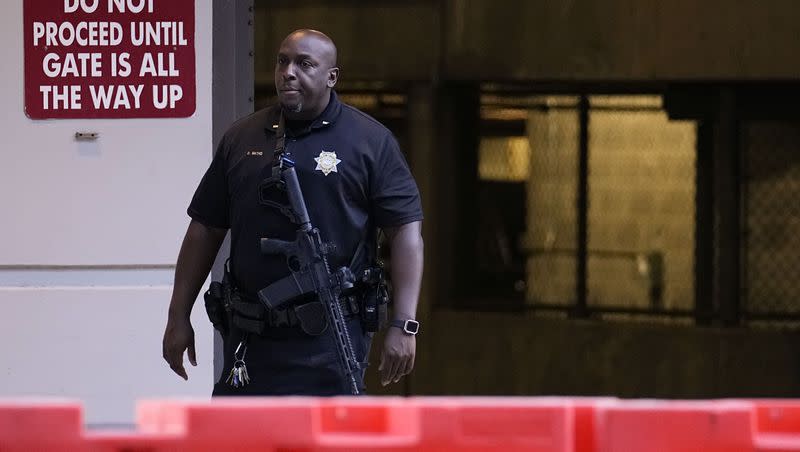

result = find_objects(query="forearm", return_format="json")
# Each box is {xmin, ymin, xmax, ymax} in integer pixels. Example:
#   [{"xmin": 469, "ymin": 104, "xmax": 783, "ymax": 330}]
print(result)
[
  {"xmin": 385, "ymin": 221, "xmax": 424, "ymax": 320},
  {"xmin": 168, "ymin": 219, "xmax": 227, "ymax": 321}
]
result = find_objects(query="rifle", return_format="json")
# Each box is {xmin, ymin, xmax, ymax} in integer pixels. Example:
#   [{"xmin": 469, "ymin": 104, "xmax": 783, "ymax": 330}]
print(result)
[{"xmin": 257, "ymin": 154, "xmax": 364, "ymax": 395}]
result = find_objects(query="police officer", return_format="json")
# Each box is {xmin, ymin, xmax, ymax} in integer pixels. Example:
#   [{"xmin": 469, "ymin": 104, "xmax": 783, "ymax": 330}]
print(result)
[{"xmin": 162, "ymin": 29, "xmax": 424, "ymax": 395}]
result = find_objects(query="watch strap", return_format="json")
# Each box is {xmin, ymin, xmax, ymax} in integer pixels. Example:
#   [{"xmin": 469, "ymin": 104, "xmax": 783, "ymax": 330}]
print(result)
[{"xmin": 390, "ymin": 319, "xmax": 420, "ymax": 335}]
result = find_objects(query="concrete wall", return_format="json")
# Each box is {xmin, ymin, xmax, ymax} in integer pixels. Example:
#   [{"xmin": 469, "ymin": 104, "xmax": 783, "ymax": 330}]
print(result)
[
  {"xmin": 444, "ymin": 0, "xmax": 800, "ymax": 80},
  {"xmin": 256, "ymin": 0, "xmax": 800, "ymax": 82},
  {"xmin": 0, "ymin": 0, "xmax": 215, "ymax": 424},
  {"xmin": 414, "ymin": 311, "xmax": 800, "ymax": 398},
  {"xmin": 254, "ymin": 2, "xmax": 441, "ymax": 84}
]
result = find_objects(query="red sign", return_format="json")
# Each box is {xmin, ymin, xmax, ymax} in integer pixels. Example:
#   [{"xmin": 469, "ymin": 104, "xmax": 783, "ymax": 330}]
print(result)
[{"xmin": 23, "ymin": 0, "xmax": 196, "ymax": 119}]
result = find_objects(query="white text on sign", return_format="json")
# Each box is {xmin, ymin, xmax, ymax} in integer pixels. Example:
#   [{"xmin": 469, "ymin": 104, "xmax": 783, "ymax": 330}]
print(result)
[{"xmin": 64, "ymin": 0, "xmax": 155, "ymax": 14}]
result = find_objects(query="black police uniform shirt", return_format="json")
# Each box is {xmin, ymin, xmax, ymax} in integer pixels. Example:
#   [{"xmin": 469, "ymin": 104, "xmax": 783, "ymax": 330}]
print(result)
[{"xmin": 187, "ymin": 91, "xmax": 423, "ymax": 395}]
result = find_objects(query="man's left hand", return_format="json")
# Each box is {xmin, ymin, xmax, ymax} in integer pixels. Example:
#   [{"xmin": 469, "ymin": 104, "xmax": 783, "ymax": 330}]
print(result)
[{"xmin": 379, "ymin": 327, "xmax": 416, "ymax": 386}]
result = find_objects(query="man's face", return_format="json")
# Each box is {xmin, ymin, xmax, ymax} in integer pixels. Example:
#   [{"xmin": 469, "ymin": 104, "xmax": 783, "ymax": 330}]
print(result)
[{"xmin": 274, "ymin": 33, "xmax": 338, "ymax": 119}]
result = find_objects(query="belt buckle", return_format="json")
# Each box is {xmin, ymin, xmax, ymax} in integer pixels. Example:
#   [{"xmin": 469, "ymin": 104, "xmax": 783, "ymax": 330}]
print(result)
[{"xmin": 270, "ymin": 308, "xmax": 290, "ymax": 328}]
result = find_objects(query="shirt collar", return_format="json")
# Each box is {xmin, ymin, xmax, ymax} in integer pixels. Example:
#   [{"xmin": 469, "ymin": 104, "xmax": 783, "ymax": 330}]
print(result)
[{"xmin": 265, "ymin": 90, "xmax": 342, "ymax": 135}]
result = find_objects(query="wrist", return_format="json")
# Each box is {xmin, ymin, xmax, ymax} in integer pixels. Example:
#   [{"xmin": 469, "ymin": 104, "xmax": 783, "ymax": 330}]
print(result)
[
  {"xmin": 392, "ymin": 310, "xmax": 416, "ymax": 321},
  {"xmin": 390, "ymin": 318, "xmax": 420, "ymax": 335},
  {"xmin": 168, "ymin": 306, "xmax": 192, "ymax": 322}
]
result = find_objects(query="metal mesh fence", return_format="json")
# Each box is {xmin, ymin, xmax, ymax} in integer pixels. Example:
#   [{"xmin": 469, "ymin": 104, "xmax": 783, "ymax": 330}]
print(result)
[
  {"xmin": 743, "ymin": 121, "xmax": 800, "ymax": 317},
  {"xmin": 508, "ymin": 95, "xmax": 697, "ymax": 315},
  {"xmin": 523, "ymin": 97, "xmax": 579, "ymax": 307},
  {"xmin": 586, "ymin": 96, "xmax": 696, "ymax": 313}
]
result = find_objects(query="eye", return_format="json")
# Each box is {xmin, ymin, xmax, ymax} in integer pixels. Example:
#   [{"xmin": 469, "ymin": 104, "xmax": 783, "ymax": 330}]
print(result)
[
  {"xmin": 301, "ymin": 60, "xmax": 313, "ymax": 68},
  {"xmin": 277, "ymin": 56, "xmax": 288, "ymax": 65}
]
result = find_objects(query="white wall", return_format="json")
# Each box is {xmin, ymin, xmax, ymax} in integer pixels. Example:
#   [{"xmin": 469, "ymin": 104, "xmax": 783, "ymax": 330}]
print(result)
[{"xmin": 0, "ymin": 0, "xmax": 215, "ymax": 425}]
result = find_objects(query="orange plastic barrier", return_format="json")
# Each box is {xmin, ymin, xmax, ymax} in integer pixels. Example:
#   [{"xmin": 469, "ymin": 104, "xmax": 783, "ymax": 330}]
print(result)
[
  {"xmin": 0, "ymin": 397, "xmax": 579, "ymax": 451},
  {"xmin": 136, "ymin": 397, "xmax": 576, "ymax": 451},
  {"xmin": 751, "ymin": 400, "xmax": 800, "ymax": 452},
  {"xmin": 594, "ymin": 400, "xmax": 756, "ymax": 452},
  {"xmin": 0, "ymin": 400, "xmax": 86, "ymax": 452},
  {"xmin": 3, "ymin": 397, "xmax": 800, "ymax": 451},
  {"xmin": 593, "ymin": 399, "xmax": 800, "ymax": 452}
]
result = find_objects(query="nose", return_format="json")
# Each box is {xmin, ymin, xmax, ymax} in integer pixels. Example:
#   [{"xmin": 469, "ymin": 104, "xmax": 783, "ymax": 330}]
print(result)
[{"xmin": 280, "ymin": 62, "xmax": 296, "ymax": 81}]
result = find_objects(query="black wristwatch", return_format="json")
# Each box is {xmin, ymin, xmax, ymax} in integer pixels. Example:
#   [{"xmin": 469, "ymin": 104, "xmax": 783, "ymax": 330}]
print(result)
[{"xmin": 390, "ymin": 319, "xmax": 420, "ymax": 336}]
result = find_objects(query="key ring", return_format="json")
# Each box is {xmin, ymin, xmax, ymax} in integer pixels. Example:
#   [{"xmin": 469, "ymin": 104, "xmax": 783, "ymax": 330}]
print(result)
[
  {"xmin": 227, "ymin": 334, "xmax": 251, "ymax": 388},
  {"xmin": 234, "ymin": 336, "xmax": 248, "ymax": 361}
]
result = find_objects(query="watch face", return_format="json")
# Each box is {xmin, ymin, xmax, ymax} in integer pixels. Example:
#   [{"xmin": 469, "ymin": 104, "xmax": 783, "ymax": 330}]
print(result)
[{"xmin": 404, "ymin": 320, "xmax": 420, "ymax": 334}]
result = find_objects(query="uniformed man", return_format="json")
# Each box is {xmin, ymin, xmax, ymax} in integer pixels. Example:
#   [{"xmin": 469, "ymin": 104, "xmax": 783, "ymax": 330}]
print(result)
[{"xmin": 162, "ymin": 29, "xmax": 424, "ymax": 395}]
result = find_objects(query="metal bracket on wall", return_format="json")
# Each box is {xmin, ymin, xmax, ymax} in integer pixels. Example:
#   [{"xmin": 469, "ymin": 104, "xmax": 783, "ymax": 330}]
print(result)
[{"xmin": 74, "ymin": 132, "xmax": 99, "ymax": 140}]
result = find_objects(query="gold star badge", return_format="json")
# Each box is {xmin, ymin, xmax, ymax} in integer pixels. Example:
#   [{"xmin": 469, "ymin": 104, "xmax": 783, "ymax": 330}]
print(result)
[{"xmin": 314, "ymin": 150, "xmax": 341, "ymax": 176}]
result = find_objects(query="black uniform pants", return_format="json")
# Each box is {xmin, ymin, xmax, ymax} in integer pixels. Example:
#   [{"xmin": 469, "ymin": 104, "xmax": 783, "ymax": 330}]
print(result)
[{"xmin": 212, "ymin": 317, "xmax": 372, "ymax": 396}]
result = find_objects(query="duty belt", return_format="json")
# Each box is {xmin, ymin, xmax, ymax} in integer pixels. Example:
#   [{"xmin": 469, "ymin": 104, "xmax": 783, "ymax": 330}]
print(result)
[{"xmin": 228, "ymin": 289, "xmax": 360, "ymax": 336}]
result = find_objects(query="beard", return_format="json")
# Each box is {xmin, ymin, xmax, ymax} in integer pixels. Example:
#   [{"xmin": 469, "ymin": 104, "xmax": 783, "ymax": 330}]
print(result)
[
  {"xmin": 279, "ymin": 94, "xmax": 303, "ymax": 113},
  {"xmin": 280, "ymin": 101, "xmax": 303, "ymax": 113}
]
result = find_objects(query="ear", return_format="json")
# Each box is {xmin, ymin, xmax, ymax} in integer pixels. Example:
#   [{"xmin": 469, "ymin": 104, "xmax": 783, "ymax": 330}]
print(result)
[{"xmin": 327, "ymin": 67, "xmax": 339, "ymax": 88}]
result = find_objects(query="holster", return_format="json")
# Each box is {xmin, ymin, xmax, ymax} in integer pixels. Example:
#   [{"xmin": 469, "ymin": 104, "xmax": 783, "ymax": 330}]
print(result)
[
  {"xmin": 203, "ymin": 280, "xmax": 230, "ymax": 336},
  {"xmin": 359, "ymin": 266, "xmax": 389, "ymax": 333}
]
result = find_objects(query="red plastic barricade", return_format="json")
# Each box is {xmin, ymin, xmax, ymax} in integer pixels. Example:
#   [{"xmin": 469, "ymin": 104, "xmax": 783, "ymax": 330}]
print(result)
[
  {"xmin": 594, "ymin": 400, "xmax": 756, "ymax": 452},
  {"xmin": 136, "ymin": 397, "xmax": 416, "ymax": 451},
  {"xmin": 752, "ymin": 400, "xmax": 800, "ymax": 452},
  {"xmin": 136, "ymin": 396, "xmax": 576, "ymax": 451},
  {"xmin": 594, "ymin": 399, "xmax": 800, "ymax": 452},
  {"xmin": 0, "ymin": 397, "xmax": 579, "ymax": 451},
  {"xmin": 402, "ymin": 397, "xmax": 574, "ymax": 451},
  {"xmin": 0, "ymin": 399, "xmax": 86, "ymax": 452},
  {"xmin": 4, "ymin": 397, "xmax": 800, "ymax": 451}
]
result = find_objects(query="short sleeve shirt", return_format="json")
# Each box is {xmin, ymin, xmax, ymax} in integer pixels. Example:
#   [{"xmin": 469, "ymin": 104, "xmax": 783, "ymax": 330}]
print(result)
[{"xmin": 188, "ymin": 91, "xmax": 423, "ymax": 295}]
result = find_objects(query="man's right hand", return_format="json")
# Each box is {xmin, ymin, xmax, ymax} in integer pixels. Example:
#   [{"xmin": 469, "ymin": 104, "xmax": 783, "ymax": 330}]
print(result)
[{"xmin": 162, "ymin": 317, "xmax": 197, "ymax": 380}]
